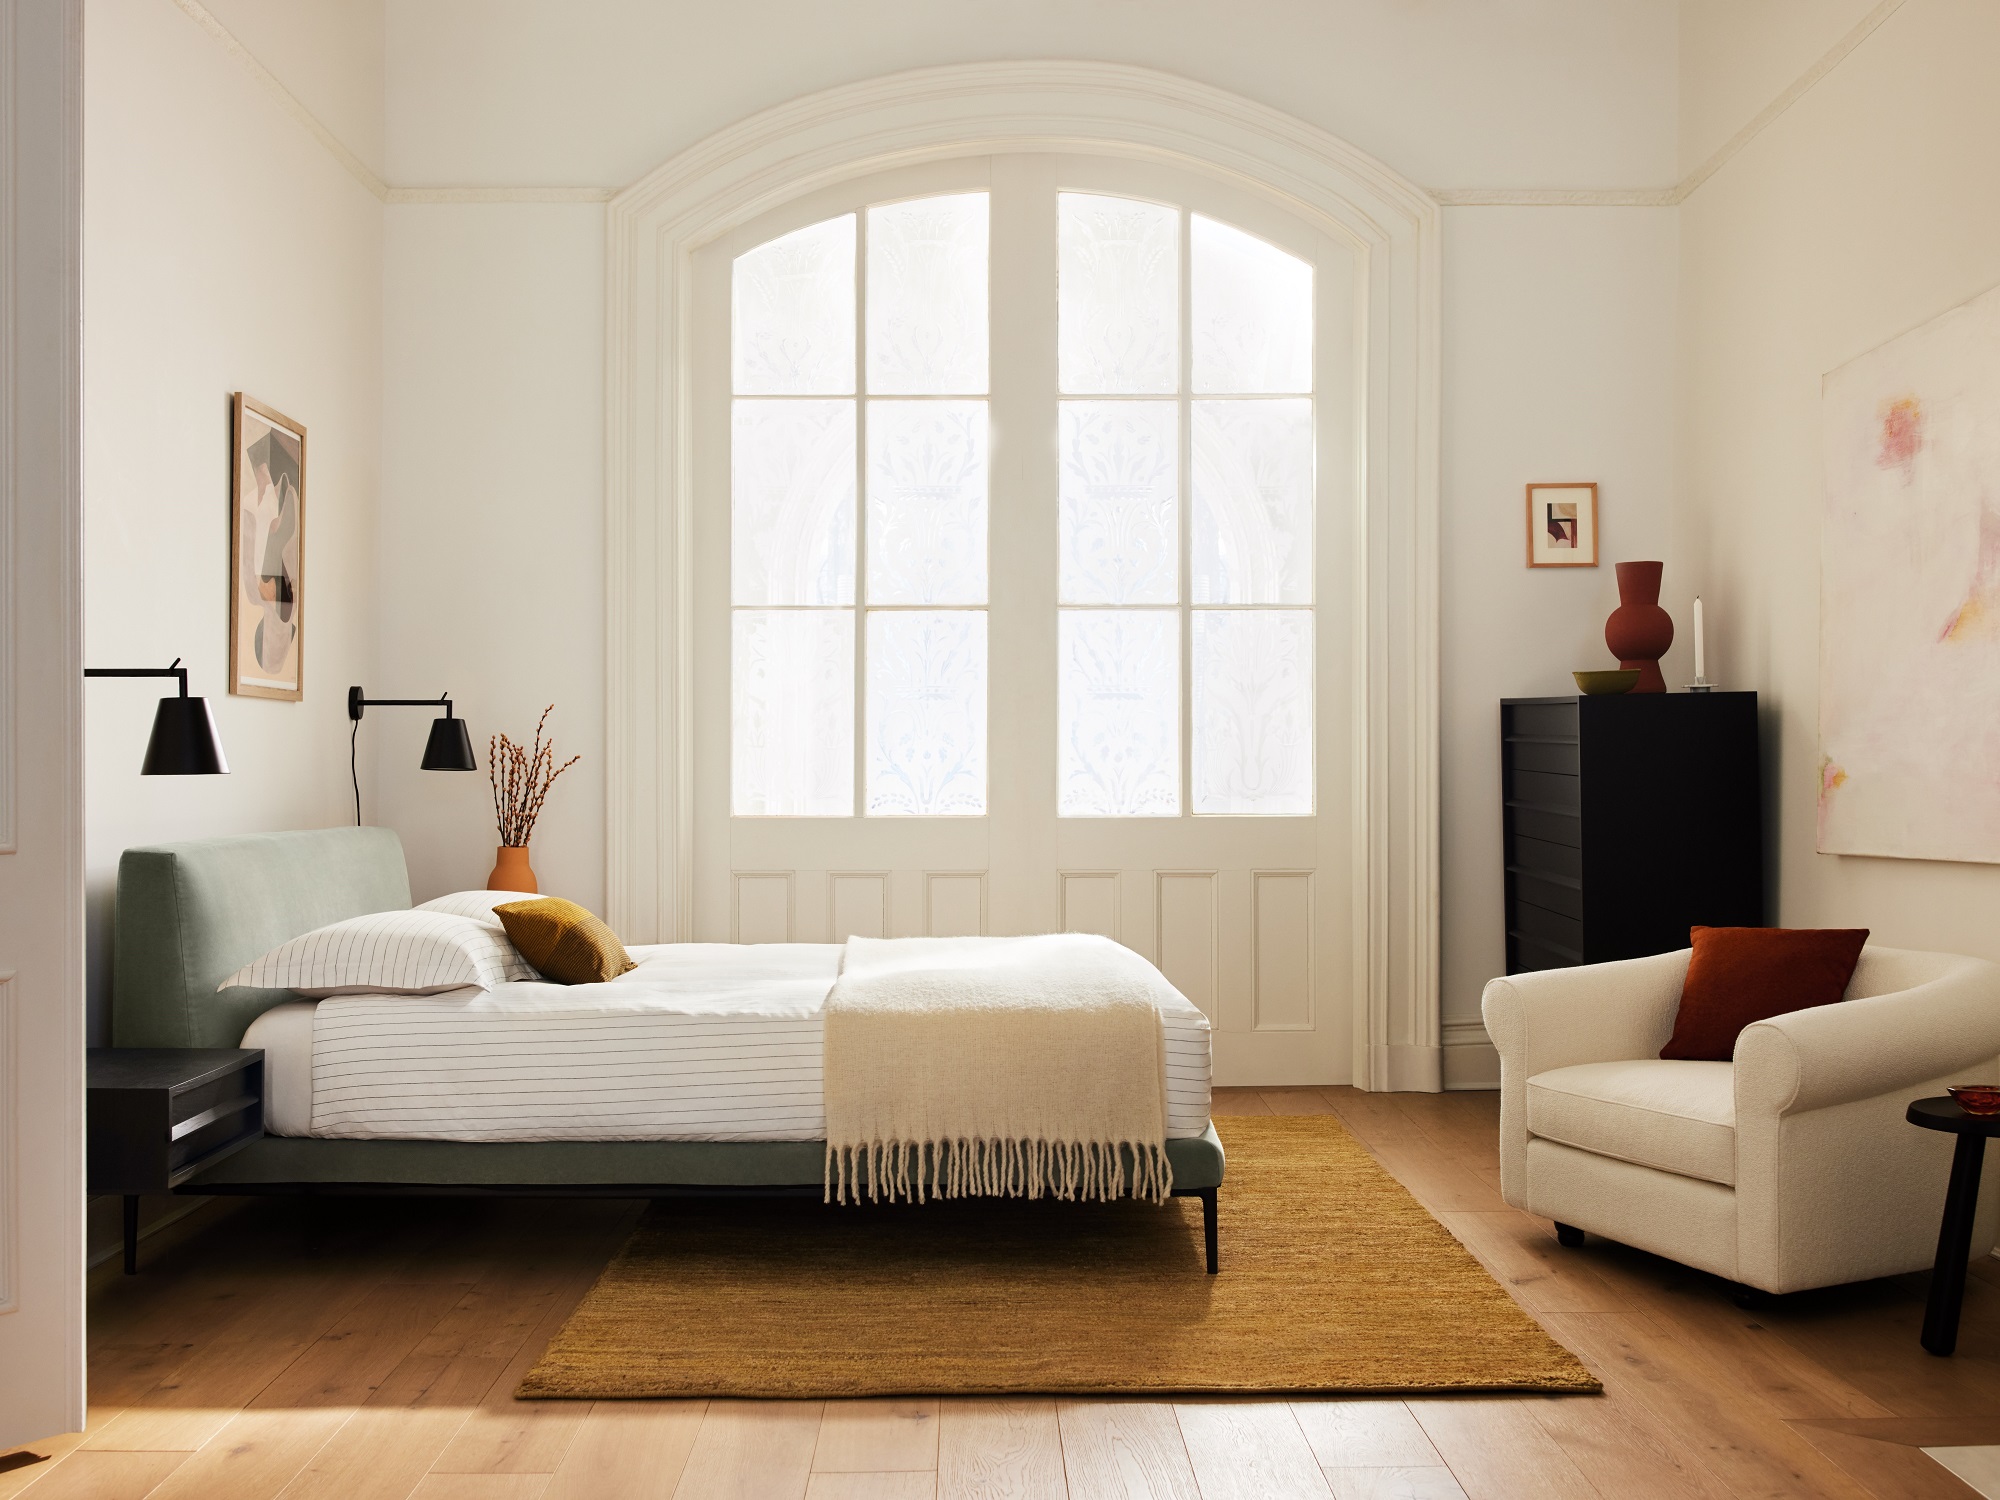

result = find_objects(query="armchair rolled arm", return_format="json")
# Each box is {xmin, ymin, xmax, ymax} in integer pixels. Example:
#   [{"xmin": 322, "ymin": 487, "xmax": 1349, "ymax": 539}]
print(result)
[
  {"xmin": 1735, "ymin": 956, "xmax": 2000, "ymax": 1116},
  {"xmin": 1482, "ymin": 948, "xmax": 1692, "ymax": 1079}
]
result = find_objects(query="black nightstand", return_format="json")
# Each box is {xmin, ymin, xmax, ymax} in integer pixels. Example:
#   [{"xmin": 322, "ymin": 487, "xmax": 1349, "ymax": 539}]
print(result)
[{"xmin": 87, "ymin": 1048, "xmax": 264, "ymax": 1273}]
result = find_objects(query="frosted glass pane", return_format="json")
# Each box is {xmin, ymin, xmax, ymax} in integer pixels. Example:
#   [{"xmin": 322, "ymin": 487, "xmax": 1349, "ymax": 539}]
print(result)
[
  {"xmin": 867, "ymin": 194, "xmax": 988, "ymax": 395},
  {"xmin": 1058, "ymin": 194, "xmax": 1177, "ymax": 395},
  {"xmin": 732, "ymin": 215, "xmax": 855, "ymax": 396},
  {"xmin": 1059, "ymin": 401, "xmax": 1178, "ymax": 605},
  {"xmin": 1191, "ymin": 398, "xmax": 1313, "ymax": 605},
  {"xmin": 1192, "ymin": 610, "xmax": 1312, "ymax": 815},
  {"xmin": 866, "ymin": 610, "xmax": 986, "ymax": 815},
  {"xmin": 1058, "ymin": 610, "xmax": 1180, "ymax": 817},
  {"xmin": 732, "ymin": 399, "xmax": 855, "ymax": 606},
  {"xmin": 867, "ymin": 400, "xmax": 987, "ymax": 605},
  {"xmin": 1191, "ymin": 215, "xmax": 1312, "ymax": 394},
  {"xmin": 733, "ymin": 610, "xmax": 854, "ymax": 816}
]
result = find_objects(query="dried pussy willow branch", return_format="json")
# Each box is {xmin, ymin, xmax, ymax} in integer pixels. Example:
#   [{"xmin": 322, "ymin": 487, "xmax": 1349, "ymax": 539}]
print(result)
[{"xmin": 489, "ymin": 704, "xmax": 581, "ymax": 848}]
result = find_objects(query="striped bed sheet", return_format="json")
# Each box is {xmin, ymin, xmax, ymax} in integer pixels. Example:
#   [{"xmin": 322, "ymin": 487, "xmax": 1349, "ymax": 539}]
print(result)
[{"xmin": 243, "ymin": 942, "xmax": 1213, "ymax": 1143}]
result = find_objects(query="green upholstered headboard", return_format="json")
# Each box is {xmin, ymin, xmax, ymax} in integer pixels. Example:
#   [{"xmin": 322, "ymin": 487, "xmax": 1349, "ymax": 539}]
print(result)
[{"xmin": 113, "ymin": 827, "xmax": 412, "ymax": 1048}]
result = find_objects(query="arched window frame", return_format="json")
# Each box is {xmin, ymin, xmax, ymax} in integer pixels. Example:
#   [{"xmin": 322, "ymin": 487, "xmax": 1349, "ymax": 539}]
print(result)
[{"xmin": 605, "ymin": 62, "xmax": 1442, "ymax": 1091}]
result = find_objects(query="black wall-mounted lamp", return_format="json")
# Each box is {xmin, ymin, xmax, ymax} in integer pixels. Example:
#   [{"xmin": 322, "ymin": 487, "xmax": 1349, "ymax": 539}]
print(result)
[
  {"xmin": 347, "ymin": 685, "xmax": 477, "ymax": 824},
  {"xmin": 85, "ymin": 658, "xmax": 229, "ymax": 775}
]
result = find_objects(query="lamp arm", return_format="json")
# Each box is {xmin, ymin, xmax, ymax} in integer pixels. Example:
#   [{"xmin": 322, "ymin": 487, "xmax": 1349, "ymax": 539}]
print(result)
[
  {"xmin": 348, "ymin": 686, "xmax": 453, "ymax": 721},
  {"xmin": 85, "ymin": 658, "xmax": 189, "ymax": 697}
]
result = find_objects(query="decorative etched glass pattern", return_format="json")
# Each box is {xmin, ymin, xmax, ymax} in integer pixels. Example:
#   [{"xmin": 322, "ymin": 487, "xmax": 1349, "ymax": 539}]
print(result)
[
  {"xmin": 732, "ymin": 215, "xmax": 856, "ymax": 396},
  {"xmin": 1058, "ymin": 194, "xmax": 1177, "ymax": 395},
  {"xmin": 867, "ymin": 194, "xmax": 989, "ymax": 396},
  {"xmin": 1191, "ymin": 398, "xmax": 1313, "ymax": 605},
  {"xmin": 867, "ymin": 400, "xmax": 988, "ymax": 605},
  {"xmin": 732, "ymin": 399, "xmax": 856, "ymax": 606},
  {"xmin": 1058, "ymin": 610, "xmax": 1180, "ymax": 817},
  {"xmin": 1059, "ymin": 401, "xmax": 1178, "ymax": 605},
  {"xmin": 1191, "ymin": 215, "xmax": 1312, "ymax": 395},
  {"xmin": 866, "ymin": 611, "xmax": 987, "ymax": 816},
  {"xmin": 733, "ymin": 609, "xmax": 854, "ymax": 816},
  {"xmin": 1192, "ymin": 610, "xmax": 1313, "ymax": 814}
]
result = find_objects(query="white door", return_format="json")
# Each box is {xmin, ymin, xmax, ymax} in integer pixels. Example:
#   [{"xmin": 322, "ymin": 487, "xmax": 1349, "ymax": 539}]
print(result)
[
  {"xmin": 690, "ymin": 153, "xmax": 1355, "ymax": 1086},
  {"xmin": 0, "ymin": 0, "xmax": 87, "ymax": 1449}
]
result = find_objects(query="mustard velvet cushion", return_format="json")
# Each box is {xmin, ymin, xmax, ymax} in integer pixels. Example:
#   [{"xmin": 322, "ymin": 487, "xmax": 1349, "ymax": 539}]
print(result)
[{"xmin": 493, "ymin": 898, "xmax": 637, "ymax": 986}]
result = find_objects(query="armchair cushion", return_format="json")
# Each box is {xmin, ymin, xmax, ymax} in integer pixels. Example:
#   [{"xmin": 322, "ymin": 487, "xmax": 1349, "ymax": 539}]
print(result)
[
  {"xmin": 1660, "ymin": 926, "xmax": 1870, "ymax": 1061},
  {"xmin": 1527, "ymin": 1060, "xmax": 1736, "ymax": 1186}
]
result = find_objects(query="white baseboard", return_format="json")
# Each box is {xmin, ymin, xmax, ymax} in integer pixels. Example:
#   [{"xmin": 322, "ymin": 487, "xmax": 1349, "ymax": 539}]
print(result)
[
  {"xmin": 1442, "ymin": 1019, "xmax": 1499, "ymax": 1091},
  {"xmin": 1371, "ymin": 1043, "xmax": 1443, "ymax": 1092}
]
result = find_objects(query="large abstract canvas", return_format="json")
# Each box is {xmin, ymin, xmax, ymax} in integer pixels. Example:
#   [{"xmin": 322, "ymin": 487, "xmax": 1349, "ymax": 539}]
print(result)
[
  {"xmin": 230, "ymin": 393, "xmax": 306, "ymax": 700},
  {"xmin": 1819, "ymin": 281, "xmax": 2000, "ymax": 862}
]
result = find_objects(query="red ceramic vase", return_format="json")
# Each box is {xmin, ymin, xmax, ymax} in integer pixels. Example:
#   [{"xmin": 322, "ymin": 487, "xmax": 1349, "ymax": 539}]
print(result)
[{"xmin": 1604, "ymin": 561, "xmax": 1674, "ymax": 694}]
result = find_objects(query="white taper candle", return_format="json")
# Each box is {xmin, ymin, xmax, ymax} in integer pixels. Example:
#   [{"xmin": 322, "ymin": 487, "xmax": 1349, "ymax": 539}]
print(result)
[{"xmin": 1694, "ymin": 596, "xmax": 1706, "ymax": 681}]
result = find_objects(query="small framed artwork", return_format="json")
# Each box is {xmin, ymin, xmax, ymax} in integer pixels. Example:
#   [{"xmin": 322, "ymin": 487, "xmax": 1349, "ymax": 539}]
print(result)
[
  {"xmin": 1526, "ymin": 482, "xmax": 1598, "ymax": 568},
  {"xmin": 230, "ymin": 393, "xmax": 307, "ymax": 699}
]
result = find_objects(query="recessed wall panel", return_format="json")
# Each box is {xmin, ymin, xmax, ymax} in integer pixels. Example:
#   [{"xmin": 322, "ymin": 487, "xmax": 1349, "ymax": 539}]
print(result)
[
  {"xmin": 829, "ymin": 871, "xmax": 889, "ymax": 940},
  {"xmin": 925, "ymin": 872, "xmax": 986, "ymax": 937},
  {"xmin": 732, "ymin": 872, "xmax": 794, "ymax": 944},
  {"xmin": 1155, "ymin": 873, "xmax": 1216, "ymax": 1019},
  {"xmin": 1059, "ymin": 872, "xmax": 1118, "ymax": 940},
  {"xmin": 1252, "ymin": 871, "xmax": 1313, "ymax": 1030}
]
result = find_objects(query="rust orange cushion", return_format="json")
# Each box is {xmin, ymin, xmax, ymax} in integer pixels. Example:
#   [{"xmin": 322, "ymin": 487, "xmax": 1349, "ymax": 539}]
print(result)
[{"xmin": 1659, "ymin": 926, "xmax": 1870, "ymax": 1062}]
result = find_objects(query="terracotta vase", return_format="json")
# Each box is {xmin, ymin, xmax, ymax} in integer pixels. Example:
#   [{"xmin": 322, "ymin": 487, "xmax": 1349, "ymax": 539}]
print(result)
[
  {"xmin": 1604, "ymin": 560, "xmax": 1675, "ymax": 695},
  {"xmin": 487, "ymin": 845, "xmax": 538, "ymax": 894}
]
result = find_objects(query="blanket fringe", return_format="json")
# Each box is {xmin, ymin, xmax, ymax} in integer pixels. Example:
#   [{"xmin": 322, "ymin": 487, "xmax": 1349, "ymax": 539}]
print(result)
[{"xmin": 824, "ymin": 1137, "xmax": 1173, "ymax": 1206}]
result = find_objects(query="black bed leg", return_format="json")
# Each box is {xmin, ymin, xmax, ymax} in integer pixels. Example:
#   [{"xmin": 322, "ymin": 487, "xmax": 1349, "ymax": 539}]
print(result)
[
  {"xmin": 1201, "ymin": 1187, "xmax": 1218, "ymax": 1274},
  {"xmin": 122, "ymin": 1195, "xmax": 139, "ymax": 1275},
  {"xmin": 1555, "ymin": 1221, "xmax": 1584, "ymax": 1248}
]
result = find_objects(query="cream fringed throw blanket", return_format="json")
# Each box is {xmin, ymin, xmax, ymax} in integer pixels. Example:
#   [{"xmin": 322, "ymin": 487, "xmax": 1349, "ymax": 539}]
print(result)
[{"xmin": 824, "ymin": 934, "xmax": 1174, "ymax": 1206}]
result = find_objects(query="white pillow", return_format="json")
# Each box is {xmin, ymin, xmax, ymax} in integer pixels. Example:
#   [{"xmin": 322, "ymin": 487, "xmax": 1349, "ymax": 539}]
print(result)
[
  {"xmin": 417, "ymin": 889, "xmax": 535, "ymax": 925},
  {"xmin": 219, "ymin": 909, "xmax": 537, "ymax": 997}
]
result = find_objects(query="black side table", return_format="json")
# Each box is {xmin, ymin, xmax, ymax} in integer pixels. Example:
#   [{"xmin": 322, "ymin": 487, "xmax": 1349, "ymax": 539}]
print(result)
[
  {"xmin": 1906, "ymin": 1096, "xmax": 2000, "ymax": 1355},
  {"xmin": 87, "ymin": 1048, "xmax": 264, "ymax": 1273}
]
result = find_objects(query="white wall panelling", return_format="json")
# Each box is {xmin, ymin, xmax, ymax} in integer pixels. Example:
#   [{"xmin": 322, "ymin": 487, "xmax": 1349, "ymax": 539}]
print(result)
[
  {"xmin": 1251, "ymin": 871, "xmax": 1314, "ymax": 1031},
  {"xmin": 924, "ymin": 872, "xmax": 987, "ymax": 939},
  {"xmin": 1058, "ymin": 873, "xmax": 1119, "ymax": 942},
  {"xmin": 1155, "ymin": 871, "xmax": 1217, "ymax": 1022},
  {"xmin": 828, "ymin": 871, "xmax": 889, "ymax": 942},
  {"xmin": 730, "ymin": 871, "xmax": 794, "ymax": 944},
  {"xmin": 604, "ymin": 62, "xmax": 1442, "ymax": 1089}
]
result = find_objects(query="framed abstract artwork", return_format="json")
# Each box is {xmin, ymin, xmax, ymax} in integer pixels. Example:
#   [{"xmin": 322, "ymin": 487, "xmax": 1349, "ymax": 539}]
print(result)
[
  {"xmin": 1525, "ymin": 482, "xmax": 1598, "ymax": 567},
  {"xmin": 1819, "ymin": 279, "xmax": 2000, "ymax": 863},
  {"xmin": 229, "ymin": 393, "xmax": 306, "ymax": 700}
]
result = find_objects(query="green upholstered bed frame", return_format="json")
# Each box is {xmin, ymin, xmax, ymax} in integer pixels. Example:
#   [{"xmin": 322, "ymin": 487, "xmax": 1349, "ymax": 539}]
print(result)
[{"xmin": 115, "ymin": 829, "xmax": 1224, "ymax": 1257}]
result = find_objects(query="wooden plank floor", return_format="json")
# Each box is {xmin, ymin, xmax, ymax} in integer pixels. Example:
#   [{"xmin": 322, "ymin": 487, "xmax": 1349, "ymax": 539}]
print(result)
[{"xmin": 10, "ymin": 1087, "xmax": 2000, "ymax": 1498}]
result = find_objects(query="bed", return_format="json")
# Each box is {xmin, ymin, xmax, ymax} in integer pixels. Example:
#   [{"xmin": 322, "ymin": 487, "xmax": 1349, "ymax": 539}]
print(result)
[{"xmin": 114, "ymin": 827, "xmax": 1227, "ymax": 1266}]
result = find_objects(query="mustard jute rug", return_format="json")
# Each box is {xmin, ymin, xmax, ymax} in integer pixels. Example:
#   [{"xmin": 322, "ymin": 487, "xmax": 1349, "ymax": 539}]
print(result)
[{"xmin": 518, "ymin": 1115, "xmax": 1598, "ymax": 1399}]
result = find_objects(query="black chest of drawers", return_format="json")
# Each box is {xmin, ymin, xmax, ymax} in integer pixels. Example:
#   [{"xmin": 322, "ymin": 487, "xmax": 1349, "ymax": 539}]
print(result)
[{"xmin": 1501, "ymin": 692, "xmax": 1764, "ymax": 973}]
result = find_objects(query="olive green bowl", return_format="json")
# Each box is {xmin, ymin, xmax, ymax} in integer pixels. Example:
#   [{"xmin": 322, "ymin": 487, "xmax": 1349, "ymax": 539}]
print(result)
[{"xmin": 1572, "ymin": 669, "xmax": 1642, "ymax": 695}]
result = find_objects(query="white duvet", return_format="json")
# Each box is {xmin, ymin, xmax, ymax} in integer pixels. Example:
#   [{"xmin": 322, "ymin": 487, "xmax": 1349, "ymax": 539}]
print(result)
[{"xmin": 242, "ymin": 941, "xmax": 1213, "ymax": 1143}]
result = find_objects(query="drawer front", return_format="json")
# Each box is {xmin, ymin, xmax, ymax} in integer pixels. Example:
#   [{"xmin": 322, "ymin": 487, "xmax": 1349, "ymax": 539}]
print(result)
[
  {"xmin": 1510, "ymin": 900, "xmax": 1583, "ymax": 959},
  {"xmin": 1508, "ymin": 804, "xmax": 1582, "ymax": 848},
  {"xmin": 1509, "ymin": 834, "xmax": 1582, "ymax": 881},
  {"xmin": 1510, "ymin": 869, "xmax": 1582, "ymax": 922},
  {"xmin": 1506, "ymin": 766, "xmax": 1581, "ymax": 814},
  {"xmin": 1507, "ymin": 738, "xmax": 1580, "ymax": 776},
  {"xmin": 167, "ymin": 1063, "xmax": 263, "ymax": 1180},
  {"xmin": 1504, "ymin": 701, "xmax": 1579, "ymax": 741}
]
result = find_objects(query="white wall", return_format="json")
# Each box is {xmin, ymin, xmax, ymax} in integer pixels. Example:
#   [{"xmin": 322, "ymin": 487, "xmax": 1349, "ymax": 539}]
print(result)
[
  {"xmin": 366, "ymin": 1, "xmax": 1689, "ymax": 1075},
  {"xmin": 375, "ymin": 204, "xmax": 605, "ymax": 906},
  {"xmin": 83, "ymin": 0, "xmax": 383, "ymax": 1041},
  {"xmin": 1680, "ymin": 0, "xmax": 2000, "ymax": 962}
]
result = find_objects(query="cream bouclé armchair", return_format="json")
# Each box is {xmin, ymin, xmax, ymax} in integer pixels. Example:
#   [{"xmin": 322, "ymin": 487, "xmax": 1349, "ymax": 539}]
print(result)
[{"xmin": 1482, "ymin": 944, "xmax": 2000, "ymax": 1294}]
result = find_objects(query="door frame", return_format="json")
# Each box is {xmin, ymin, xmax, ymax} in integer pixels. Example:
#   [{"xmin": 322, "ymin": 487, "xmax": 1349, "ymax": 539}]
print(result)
[
  {"xmin": 0, "ymin": 0, "xmax": 87, "ymax": 1447},
  {"xmin": 604, "ymin": 61, "xmax": 1443, "ymax": 1092}
]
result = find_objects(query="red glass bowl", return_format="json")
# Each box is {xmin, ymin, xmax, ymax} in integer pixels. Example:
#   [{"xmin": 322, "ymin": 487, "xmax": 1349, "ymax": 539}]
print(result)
[{"xmin": 1948, "ymin": 1084, "xmax": 2000, "ymax": 1116}]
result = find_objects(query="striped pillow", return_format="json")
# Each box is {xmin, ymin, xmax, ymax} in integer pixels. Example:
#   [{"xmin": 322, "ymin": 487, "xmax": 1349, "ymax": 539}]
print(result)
[
  {"xmin": 219, "ymin": 910, "xmax": 537, "ymax": 997},
  {"xmin": 417, "ymin": 890, "xmax": 535, "ymax": 926}
]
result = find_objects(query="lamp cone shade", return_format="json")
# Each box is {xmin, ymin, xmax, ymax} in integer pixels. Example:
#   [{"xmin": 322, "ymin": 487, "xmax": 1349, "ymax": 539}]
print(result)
[
  {"xmin": 422, "ymin": 716, "xmax": 477, "ymax": 771},
  {"xmin": 142, "ymin": 695, "xmax": 228, "ymax": 775}
]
